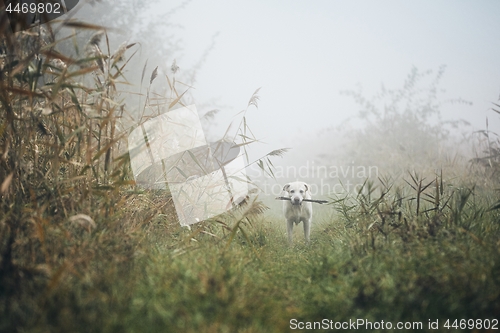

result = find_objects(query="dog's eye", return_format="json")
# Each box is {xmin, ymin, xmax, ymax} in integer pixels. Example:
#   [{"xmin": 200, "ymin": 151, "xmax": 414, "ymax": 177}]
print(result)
[
  {"xmin": 290, "ymin": 190, "xmax": 295, "ymax": 193},
  {"xmin": 300, "ymin": 190, "xmax": 304, "ymax": 193}
]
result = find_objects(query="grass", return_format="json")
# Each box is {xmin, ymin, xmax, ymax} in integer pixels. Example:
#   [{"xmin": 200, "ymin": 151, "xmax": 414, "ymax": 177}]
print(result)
[
  {"xmin": 3, "ymin": 179, "xmax": 499, "ymax": 332},
  {"xmin": 10, "ymin": 196, "xmax": 499, "ymax": 332},
  {"xmin": 1, "ymin": 15, "xmax": 500, "ymax": 333}
]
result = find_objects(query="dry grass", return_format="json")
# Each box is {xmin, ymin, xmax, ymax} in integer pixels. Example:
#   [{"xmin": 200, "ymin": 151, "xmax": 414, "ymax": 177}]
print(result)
[{"xmin": 0, "ymin": 17, "xmax": 274, "ymax": 331}]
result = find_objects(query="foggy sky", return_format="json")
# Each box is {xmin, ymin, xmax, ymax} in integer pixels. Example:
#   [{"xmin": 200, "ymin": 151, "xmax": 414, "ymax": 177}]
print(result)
[
  {"xmin": 76, "ymin": 1, "xmax": 500, "ymax": 187},
  {"xmin": 170, "ymin": 1, "xmax": 500, "ymax": 148}
]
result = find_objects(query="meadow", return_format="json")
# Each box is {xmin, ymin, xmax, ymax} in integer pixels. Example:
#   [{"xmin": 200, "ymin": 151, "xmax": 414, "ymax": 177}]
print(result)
[{"xmin": 1, "ymin": 19, "xmax": 500, "ymax": 333}]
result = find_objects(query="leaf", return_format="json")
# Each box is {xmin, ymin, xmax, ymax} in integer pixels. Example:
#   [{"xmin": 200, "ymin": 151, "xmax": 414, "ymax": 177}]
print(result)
[
  {"xmin": 168, "ymin": 89, "xmax": 188, "ymax": 109},
  {"xmin": 174, "ymin": 166, "xmax": 188, "ymax": 179},
  {"xmin": 487, "ymin": 201, "xmax": 500, "ymax": 212},
  {"xmin": 1, "ymin": 86, "xmax": 44, "ymax": 98},
  {"xmin": 165, "ymin": 73, "xmax": 173, "ymax": 90},
  {"xmin": 41, "ymin": 49, "xmax": 77, "ymax": 65},
  {"xmin": 68, "ymin": 66, "xmax": 100, "ymax": 77},
  {"xmin": 63, "ymin": 21, "xmax": 107, "ymax": 30},
  {"xmin": 186, "ymin": 150, "xmax": 207, "ymax": 175},
  {"xmin": 225, "ymin": 217, "xmax": 244, "ymax": 251},
  {"xmin": 267, "ymin": 159, "xmax": 276, "ymax": 179},
  {"xmin": 92, "ymin": 137, "xmax": 119, "ymax": 161},
  {"xmin": 141, "ymin": 59, "xmax": 148, "ymax": 86}
]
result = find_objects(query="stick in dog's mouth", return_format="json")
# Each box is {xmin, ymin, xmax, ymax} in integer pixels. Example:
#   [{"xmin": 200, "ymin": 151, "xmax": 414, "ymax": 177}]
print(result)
[{"xmin": 275, "ymin": 197, "xmax": 329, "ymax": 204}]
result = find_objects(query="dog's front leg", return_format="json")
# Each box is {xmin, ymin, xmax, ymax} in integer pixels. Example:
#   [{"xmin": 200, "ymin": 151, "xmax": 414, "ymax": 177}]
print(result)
[
  {"xmin": 287, "ymin": 219, "xmax": 294, "ymax": 244},
  {"xmin": 303, "ymin": 219, "xmax": 311, "ymax": 243}
]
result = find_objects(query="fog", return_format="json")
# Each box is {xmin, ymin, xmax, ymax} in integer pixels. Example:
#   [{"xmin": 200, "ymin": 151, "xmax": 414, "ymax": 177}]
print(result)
[{"xmin": 74, "ymin": 0, "xmax": 500, "ymax": 199}]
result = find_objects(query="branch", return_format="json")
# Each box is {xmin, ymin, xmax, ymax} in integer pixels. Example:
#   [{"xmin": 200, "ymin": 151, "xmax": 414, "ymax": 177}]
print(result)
[{"xmin": 275, "ymin": 197, "xmax": 329, "ymax": 204}]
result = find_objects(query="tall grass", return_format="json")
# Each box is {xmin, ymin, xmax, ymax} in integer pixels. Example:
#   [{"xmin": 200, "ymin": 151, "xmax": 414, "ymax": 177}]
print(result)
[
  {"xmin": 0, "ymin": 17, "xmax": 149, "ymax": 329},
  {"xmin": 0, "ymin": 16, "xmax": 275, "ymax": 331}
]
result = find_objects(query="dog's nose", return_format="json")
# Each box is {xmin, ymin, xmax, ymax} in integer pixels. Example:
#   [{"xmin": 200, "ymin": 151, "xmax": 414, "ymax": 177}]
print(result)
[{"xmin": 292, "ymin": 197, "xmax": 301, "ymax": 204}]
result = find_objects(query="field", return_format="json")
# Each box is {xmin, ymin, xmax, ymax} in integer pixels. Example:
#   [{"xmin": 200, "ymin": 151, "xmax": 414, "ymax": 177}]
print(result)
[{"xmin": 1, "ymin": 18, "xmax": 500, "ymax": 333}]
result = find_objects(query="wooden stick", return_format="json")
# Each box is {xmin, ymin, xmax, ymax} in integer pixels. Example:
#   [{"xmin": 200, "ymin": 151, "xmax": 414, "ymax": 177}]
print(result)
[{"xmin": 275, "ymin": 197, "xmax": 329, "ymax": 204}]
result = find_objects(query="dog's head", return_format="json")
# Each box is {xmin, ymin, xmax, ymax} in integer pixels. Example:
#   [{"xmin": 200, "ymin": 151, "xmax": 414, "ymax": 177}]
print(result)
[{"xmin": 283, "ymin": 181, "xmax": 309, "ymax": 205}]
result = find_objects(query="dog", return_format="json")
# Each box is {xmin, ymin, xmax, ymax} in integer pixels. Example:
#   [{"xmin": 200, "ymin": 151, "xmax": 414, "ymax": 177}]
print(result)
[{"xmin": 282, "ymin": 181, "xmax": 312, "ymax": 243}]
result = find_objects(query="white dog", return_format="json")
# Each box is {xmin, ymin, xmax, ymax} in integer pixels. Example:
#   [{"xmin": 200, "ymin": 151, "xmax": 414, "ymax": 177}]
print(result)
[{"xmin": 282, "ymin": 181, "xmax": 312, "ymax": 243}]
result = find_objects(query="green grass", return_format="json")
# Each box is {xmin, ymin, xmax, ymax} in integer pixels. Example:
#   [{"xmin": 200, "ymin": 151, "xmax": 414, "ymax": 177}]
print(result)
[
  {"xmin": 9, "ymin": 204, "xmax": 500, "ymax": 332},
  {"xmin": 8, "ymin": 192, "xmax": 499, "ymax": 333}
]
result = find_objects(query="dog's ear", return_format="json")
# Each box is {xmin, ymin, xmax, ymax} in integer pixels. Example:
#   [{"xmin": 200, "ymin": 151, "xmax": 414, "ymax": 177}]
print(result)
[
  {"xmin": 283, "ymin": 184, "xmax": 290, "ymax": 192},
  {"xmin": 303, "ymin": 183, "xmax": 309, "ymax": 192}
]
